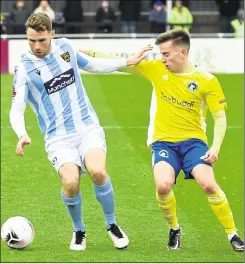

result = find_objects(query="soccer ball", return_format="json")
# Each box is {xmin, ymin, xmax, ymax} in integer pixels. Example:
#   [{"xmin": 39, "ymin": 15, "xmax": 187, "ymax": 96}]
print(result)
[{"xmin": 1, "ymin": 216, "xmax": 35, "ymax": 249}]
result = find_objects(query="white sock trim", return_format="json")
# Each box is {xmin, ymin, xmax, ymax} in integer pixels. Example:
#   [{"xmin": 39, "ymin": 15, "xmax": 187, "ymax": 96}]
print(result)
[
  {"xmin": 228, "ymin": 232, "xmax": 238, "ymax": 241},
  {"xmin": 171, "ymin": 225, "xmax": 180, "ymax": 231}
]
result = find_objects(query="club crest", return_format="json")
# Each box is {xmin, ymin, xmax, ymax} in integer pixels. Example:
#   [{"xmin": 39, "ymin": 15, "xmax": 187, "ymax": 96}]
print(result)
[
  {"xmin": 159, "ymin": 150, "xmax": 168, "ymax": 158},
  {"xmin": 61, "ymin": 51, "xmax": 70, "ymax": 62},
  {"xmin": 187, "ymin": 81, "xmax": 198, "ymax": 92}
]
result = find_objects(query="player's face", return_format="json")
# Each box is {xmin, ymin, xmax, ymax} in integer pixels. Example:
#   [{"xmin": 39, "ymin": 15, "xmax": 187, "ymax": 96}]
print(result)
[
  {"xmin": 159, "ymin": 40, "xmax": 187, "ymax": 73},
  {"xmin": 26, "ymin": 28, "xmax": 54, "ymax": 58}
]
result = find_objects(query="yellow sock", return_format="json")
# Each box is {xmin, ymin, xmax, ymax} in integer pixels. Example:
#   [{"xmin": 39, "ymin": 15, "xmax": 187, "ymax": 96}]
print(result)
[
  {"xmin": 207, "ymin": 188, "xmax": 237, "ymax": 234},
  {"xmin": 156, "ymin": 189, "xmax": 179, "ymax": 229}
]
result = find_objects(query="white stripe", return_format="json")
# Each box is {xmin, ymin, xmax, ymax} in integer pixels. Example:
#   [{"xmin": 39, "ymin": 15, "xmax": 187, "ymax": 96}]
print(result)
[
  {"xmin": 1, "ymin": 125, "xmax": 32, "ymax": 129},
  {"xmin": 227, "ymin": 125, "xmax": 243, "ymax": 129}
]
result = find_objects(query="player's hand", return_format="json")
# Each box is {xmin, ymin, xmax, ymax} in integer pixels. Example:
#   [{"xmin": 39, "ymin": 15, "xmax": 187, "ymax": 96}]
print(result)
[
  {"xmin": 126, "ymin": 44, "xmax": 153, "ymax": 66},
  {"xmin": 16, "ymin": 135, "xmax": 32, "ymax": 157},
  {"xmin": 203, "ymin": 147, "xmax": 219, "ymax": 164}
]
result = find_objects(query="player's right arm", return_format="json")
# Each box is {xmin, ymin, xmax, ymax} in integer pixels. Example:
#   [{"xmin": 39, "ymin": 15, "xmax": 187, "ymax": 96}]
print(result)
[{"xmin": 9, "ymin": 64, "xmax": 31, "ymax": 157}]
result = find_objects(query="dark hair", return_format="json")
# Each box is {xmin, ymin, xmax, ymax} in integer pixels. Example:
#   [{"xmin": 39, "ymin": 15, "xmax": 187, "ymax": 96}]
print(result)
[
  {"xmin": 155, "ymin": 29, "xmax": 190, "ymax": 52},
  {"xmin": 25, "ymin": 13, "xmax": 52, "ymax": 32}
]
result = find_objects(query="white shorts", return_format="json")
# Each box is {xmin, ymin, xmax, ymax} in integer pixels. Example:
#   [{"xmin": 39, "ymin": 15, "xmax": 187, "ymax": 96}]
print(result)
[{"xmin": 45, "ymin": 125, "xmax": 107, "ymax": 174}]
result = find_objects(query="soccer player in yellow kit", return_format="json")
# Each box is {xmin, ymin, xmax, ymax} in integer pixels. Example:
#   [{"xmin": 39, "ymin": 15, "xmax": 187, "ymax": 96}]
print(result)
[{"xmin": 81, "ymin": 29, "xmax": 244, "ymax": 252}]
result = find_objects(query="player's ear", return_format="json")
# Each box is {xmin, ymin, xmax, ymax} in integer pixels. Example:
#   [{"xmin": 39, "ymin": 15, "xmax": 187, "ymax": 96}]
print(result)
[
  {"xmin": 51, "ymin": 30, "xmax": 55, "ymax": 38},
  {"xmin": 181, "ymin": 48, "xmax": 187, "ymax": 58}
]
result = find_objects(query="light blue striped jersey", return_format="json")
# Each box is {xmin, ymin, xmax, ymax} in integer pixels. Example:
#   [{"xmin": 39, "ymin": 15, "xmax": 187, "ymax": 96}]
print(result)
[{"xmin": 12, "ymin": 38, "xmax": 99, "ymax": 139}]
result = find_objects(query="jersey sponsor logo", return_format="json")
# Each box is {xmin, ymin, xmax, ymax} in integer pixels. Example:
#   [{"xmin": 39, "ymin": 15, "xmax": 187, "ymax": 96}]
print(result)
[
  {"xmin": 219, "ymin": 98, "xmax": 227, "ymax": 104},
  {"xmin": 159, "ymin": 150, "xmax": 168, "ymax": 158},
  {"xmin": 61, "ymin": 51, "xmax": 70, "ymax": 62},
  {"xmin": 44, "ymin": 68, "xmax": 75, "ymax": 95},
  {"xmin": 187, "ymin": 81, "xmax": 198, "ymax": 92},
  {"xmin": 12, "ymin": 85, "xmax": 16, "ymax": 97},
  {"xmin": 161, "ymin": 92, "xmax": 195, "ymax": 108}
]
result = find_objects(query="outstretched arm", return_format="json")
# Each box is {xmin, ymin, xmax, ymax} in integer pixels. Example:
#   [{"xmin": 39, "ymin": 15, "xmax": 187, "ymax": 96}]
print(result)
[
  {"xmin": 79, "ymin": 45, "xmax": 153, "ymax": 75},
  {"xmin": 204, "ymin": 109, "xmax": 227, "ymax": 164},
  {"xmin": 79, "ymin": 49, "xmax": 139, "ymax": 74},
  {"xmin": 77, "ymin": 45, "xmax": 152, "ymax": 73}
]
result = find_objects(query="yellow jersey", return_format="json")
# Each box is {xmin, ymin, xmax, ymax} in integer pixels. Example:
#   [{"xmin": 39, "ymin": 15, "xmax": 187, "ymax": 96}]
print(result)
[{"xmin": 132, "ymin": 60, "xmax": 227, "ymax": 145}]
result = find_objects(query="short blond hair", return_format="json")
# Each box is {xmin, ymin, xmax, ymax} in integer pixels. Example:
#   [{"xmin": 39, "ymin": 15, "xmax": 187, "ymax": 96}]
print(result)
[{"xmin": 25, "ymin": 13, "xmax": 52, "ymax": 32}]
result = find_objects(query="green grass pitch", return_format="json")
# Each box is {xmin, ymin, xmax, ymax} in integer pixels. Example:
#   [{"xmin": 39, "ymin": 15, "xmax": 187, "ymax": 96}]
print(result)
[{"xmin": 1, "ymin": 73, "xmax": 244, "ymax": 262}]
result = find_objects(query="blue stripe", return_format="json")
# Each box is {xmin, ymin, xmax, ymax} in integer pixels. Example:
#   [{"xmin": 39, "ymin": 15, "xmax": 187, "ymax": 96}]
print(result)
[
  {"xmin": 60, "ymin": 40, "xmax": 93, "ymax": 126},
  {"xmin": 43, "ymin": 52, "xmax": 76, "ymax": 134},
  {"xmin": 22, "ymin": 58, "xmax": 56, "ymax": 137},
  {"xmin": 28, "ymin": 92, "xmax": 47, "ymax": 134},
  {"xmin": 77, "ymin": 52, "xmax": 89, "ymax": 68}
]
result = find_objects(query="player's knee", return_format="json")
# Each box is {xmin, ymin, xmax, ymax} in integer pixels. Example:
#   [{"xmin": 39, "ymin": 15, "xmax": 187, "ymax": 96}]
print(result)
[
  {"xmin": 89, "ymin": 168, "xmax": 107, "ymax": 184},
  {"xmin": 156, "ymin": 182, "xmax": 172, "ymax": 195},
  {"xmin": 59, "ymin": 163, "xmax": 80, "ymax": 195},
  {"xmin": 62, "ymin": 178, "xmax": 80, "ymax": 196},
  {"xmin": 201, "ymin": 182, "xmax": 218, "ymax": 195}
]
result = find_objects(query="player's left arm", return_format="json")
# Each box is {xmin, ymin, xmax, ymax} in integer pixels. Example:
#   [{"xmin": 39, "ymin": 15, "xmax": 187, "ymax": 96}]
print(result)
[
  {"xmin": 76, "ymin": 45, "xmax": 152, "ymax": 73},
  {"xmin": 78, "ymin": 49, "xmax": 140, "ymax": 75},
  {"xmin": 79, "ymin": 48, "xmax": 159, "ymax": 82},
  {"xmin": 204, "ymin": 77, "xmax": 227, "ymax": 164},
  {"xmin": 203, "ymin": 109, "xmax": 227, "ymax": 164},
  {"xmin": 62, "ymin": 37, "xmax": 152, "ymax": 73}
]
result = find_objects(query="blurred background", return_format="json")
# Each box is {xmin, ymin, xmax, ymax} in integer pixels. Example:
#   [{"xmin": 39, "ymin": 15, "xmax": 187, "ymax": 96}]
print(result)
[
  {"xmin": 0, "ymin": 0, "xmax": 244, "ymax": 74},
  {"xmin": 1, "ymin": 0, "xmax": 244, "ymax": 34}
]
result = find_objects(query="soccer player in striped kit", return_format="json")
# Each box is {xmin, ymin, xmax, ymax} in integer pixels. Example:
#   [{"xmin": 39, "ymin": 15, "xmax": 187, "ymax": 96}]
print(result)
[{"xmin": 9, "ymin": 12, "xmax": 152, "ymax": 251}]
